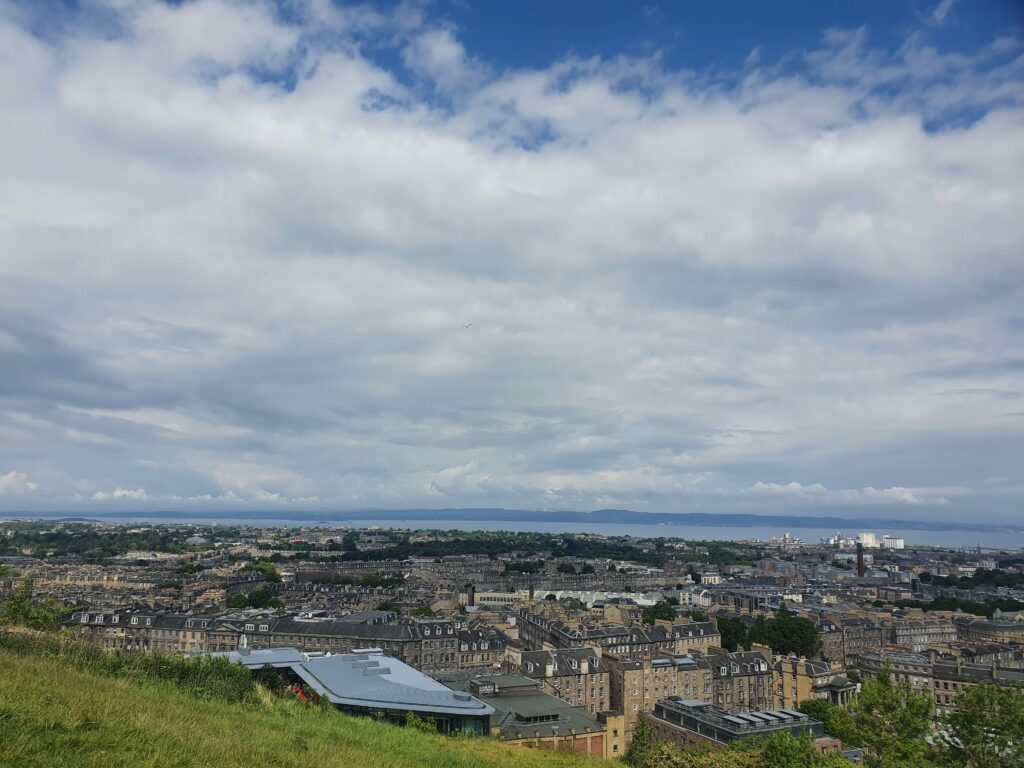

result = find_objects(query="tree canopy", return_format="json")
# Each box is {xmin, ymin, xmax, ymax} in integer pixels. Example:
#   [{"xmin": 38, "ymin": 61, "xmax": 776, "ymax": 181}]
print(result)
[{"xmin": 934, "ymin": 683, "xmax": 1024, "ymax": 768}]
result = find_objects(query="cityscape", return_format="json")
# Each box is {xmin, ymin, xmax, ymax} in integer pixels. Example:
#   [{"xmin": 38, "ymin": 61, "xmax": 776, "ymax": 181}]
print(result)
[
  {"xmin": 2, "ymin": 0, "xmax": 1022, "ymax": 767},
  {"xmin": 3, "ymin": 518, "xmax": 1024, "ymax": 764}
]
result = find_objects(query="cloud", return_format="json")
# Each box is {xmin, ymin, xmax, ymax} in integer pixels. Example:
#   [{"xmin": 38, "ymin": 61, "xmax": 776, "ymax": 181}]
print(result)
[
  {"xmin": 747, "ymin": 481, "xmax": 957, "ymax": 506},
  {"xmin": 0, "ymin": 1, "xmax": 1021, "ymax": 521},
  {"xmin": 91, "ymin": 488, "xmax": 148, "ymax": 501},
  {"xmin": 0, "ymin": 471, "xmax": 38, "ymax": 495},
  {"xmin": 932, "ymin": 0, "xmax": 959, "ymax": 25}
]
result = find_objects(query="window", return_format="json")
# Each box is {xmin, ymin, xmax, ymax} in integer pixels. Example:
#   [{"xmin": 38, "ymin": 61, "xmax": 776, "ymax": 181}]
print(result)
[
  {"xmin": 146, "ymin": 618, "xmax": 152, "ymax": 626},
  {"xmin": 81, "ymin": 614, "xmax": 89, "ymax": 623},
  {"xmin": 245, "ymin": 623, "xmax": 255, "ymax": 632},
  {"xmin": 259, "ymin": 624, "xmax": 269, "ymax": 632},
  {"xmin": 131, "ymin": 617, "xmax": 139, "ymax": 625}
]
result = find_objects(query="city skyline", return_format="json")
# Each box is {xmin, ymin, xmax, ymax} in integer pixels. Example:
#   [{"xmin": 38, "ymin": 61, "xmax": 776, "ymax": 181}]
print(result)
[{"xmin": 1, "ymin": 0, "xmax": 1023, "ymax": 522}]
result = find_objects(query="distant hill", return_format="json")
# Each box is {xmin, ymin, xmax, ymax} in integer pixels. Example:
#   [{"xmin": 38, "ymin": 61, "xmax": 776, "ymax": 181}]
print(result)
[
  {"xmin": 26, "ymin": 506, "xmax": 1019, "ymax": 533},
  {"xmin": 0, "ymin": 646, "xmax": 599, "ymax": 768}
]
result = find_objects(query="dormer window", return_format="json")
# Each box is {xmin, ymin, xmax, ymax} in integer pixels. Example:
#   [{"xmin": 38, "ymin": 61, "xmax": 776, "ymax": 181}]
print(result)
[
  {"xmin": 259, "ymin": 624, "xmax": 269, "ymax": 632},
  {"xmin": 185, "ymin": 620, "xmax": 193, "ymax": 628},
  {"xmin": 202, "ymin": 621, "xmax": 208, "ymax": 629},
  {"xmin": 245, "ymin": 623, "xmax": 255, "ymax": 632},
  {"xmin": 146, "ymin": 618, "xmax": 152, "ymax": 626},
  {"xmin": 80, "ymin": 614, "xmax": 89, "ymax": 623},
  {"xmin": 131, "ymin": 617, "xmax": 139, "ymax": 625},
  {"xmin": 112, "ymin": 615, "xmax": 119, "ymax": 624}
]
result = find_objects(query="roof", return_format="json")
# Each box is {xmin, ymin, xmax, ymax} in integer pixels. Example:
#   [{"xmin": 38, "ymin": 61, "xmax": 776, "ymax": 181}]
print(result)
[
  {"xmin": 446, "ymin": 677, "xmax": 606, "ymax": 740},
  {"xmin": 213, "ymin": 648, "xmax": 495, "ymax": 717}
]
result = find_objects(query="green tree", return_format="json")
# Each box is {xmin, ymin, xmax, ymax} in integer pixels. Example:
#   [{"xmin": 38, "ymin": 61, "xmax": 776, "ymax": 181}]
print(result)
[
  {"xmin": 760, "ymin": 731, "xmax": 849, "ymax": 768},
  {"xmin": 718, "ymin": 617, "xmax": 748, "ymax": 652},
  {"xmin": 848, "ymin": 663, "xmax": 933, "ymax": 768},
  {"xmin": 0, "ymin": 580, "xmax": 73, "ymax": 631},
  {"xmin": 404, "ymin": 712, "xmax": 437, "ymax": 734},
  {"xmin": 642, "ymin": 601, "xmax": 677, "ymax": 624},
  {"xmin": 934, "ymin": 683, "xmax": 1024, "ymax": 768},
  {"xmin": 797, "ymin": 699, "xmax": 855, "ymax": 744},
  {"xmin": 556, "ymin": 563, "xmax": 576, "ymax": 574},
  {"xmin": 625, "ymin": 713, "xmax": 655, "ymax": 767},
  {"xmin": 771, "ymin": 608, "xmax": 822, "ymax": 658}
]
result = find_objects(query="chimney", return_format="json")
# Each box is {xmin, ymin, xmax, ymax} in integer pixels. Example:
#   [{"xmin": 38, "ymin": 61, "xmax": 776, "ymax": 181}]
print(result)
[{"xmin": 856, "ymin": 543, "xmax": 866, "ymax": 578}]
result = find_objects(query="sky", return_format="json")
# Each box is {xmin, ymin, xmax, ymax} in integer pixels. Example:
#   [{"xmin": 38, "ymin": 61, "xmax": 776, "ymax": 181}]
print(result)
[{"xmin": 1, "ymin": 0, "xmax": 1023, "ymax": 522}]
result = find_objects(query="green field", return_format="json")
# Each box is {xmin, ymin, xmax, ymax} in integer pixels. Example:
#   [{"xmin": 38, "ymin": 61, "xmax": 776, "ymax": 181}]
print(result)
[{"xmin": 0, "ymin": 650, "xmax": 601, "ymax": 768}]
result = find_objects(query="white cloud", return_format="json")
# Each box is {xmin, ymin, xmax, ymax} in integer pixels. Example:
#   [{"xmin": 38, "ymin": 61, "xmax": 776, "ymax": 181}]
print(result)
[
  {"xmin": 932, "ymin": 0, "xmax": 959, "ymax": 25},
  {"xmin": 748, "ymin": 481, "xmax": 958, "ymax": 506},
  {"xmin": 0, "ymin": 471, "xmax": 38, "ymax": 495},
  {"xmin": 92, "ymin": 488, "xmax": 148, "ymax": 501},
  {"xmin": 0, "ymin": 1, "xmax": 1021, "ymax": 521}
]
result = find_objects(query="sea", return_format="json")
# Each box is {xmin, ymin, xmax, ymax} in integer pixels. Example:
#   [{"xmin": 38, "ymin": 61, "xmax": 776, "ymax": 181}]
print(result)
[{"xmin": 9, "ymin": 514, "xmax": 1024, "ymax": 550}]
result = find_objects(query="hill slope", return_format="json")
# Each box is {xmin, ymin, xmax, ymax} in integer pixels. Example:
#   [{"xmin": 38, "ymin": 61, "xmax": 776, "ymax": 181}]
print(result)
[{"xmin": 0, "ymin": 650, "xmax": 601, "ymax": 768}]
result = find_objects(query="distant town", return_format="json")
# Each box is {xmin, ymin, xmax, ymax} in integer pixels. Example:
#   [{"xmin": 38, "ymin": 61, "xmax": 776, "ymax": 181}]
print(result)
[{"xmin": 2, "ymin": 519, "xmax": 1022, "ymax": 761}]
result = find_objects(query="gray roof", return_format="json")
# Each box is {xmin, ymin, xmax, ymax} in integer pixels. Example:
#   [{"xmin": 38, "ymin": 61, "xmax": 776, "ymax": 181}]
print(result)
[
  {"xmin": 446, "ymin": 676, "xmax": 605, "ymax": 740},
  {"xmin": 216, "ymin": 647, "xmax": 305, "ymax": 667},
  {"xmin": 215, "ymin": 648, "xmax": 494, "ymax": 717}
]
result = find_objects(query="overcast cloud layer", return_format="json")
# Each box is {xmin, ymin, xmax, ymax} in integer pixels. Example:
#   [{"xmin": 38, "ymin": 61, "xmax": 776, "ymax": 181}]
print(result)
[{"xmin": 1, "ymin": 1, "xmax": 1022, "ymax": 522}]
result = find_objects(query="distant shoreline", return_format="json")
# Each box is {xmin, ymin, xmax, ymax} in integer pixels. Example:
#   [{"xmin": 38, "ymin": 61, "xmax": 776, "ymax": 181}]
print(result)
[{"xmin": 3, "ymin": 507, "xmax": 1019, "ymax": 534}]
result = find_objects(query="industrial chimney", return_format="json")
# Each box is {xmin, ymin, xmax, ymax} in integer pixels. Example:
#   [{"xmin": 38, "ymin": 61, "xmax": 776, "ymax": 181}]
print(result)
[{"xmin": 856, "ymin": 542, "xmax": 865, "ymax": 578}]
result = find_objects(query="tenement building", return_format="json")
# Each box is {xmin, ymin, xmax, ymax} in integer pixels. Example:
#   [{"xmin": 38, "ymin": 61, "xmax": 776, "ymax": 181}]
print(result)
[
  {"xmin": 504, "ymin": 647, "xmax": 611, "ymax": 714},
  {"xmin": 513, "ymin": 610, "xmax": 720, "ymax": 657},
  {"xmin": 604, "ymin": 652, "xmax": 713, "ymax": 741},
  {"xmin": 706, "ymin": 648, "xmax": 774, "ymax": 713}
]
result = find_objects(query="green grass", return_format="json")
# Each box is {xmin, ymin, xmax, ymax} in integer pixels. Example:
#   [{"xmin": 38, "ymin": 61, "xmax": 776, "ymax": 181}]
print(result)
[{"xmin": 0, "ymin": 650, "xmax": 602, "ymax": 768}]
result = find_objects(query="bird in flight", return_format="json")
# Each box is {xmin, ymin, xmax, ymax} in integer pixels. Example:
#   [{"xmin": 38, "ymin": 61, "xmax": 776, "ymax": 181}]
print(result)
[{"xmin": 462, "ymin": 323, "xmax": 472, "ymax": 328}]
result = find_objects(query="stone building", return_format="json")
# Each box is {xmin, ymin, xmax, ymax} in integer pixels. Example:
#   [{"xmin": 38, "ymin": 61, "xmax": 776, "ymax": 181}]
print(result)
[
  {"xmin": 504, "ymin": 647, "xmax": 611, "ymax": 714},
  {"xmin": 706, "ymin": 647, "xmax": 774, "ymax": 713},
  {"xmin": 771, "ymin": 655, "xmax": 857, "ymax": 709},
  {"xmin": 890, "ymin": 617, "xmax": 956, "ymax": 651},
  {"xmin": 604, "ymin": 652, "xmax": 712, "ymax": 741}
]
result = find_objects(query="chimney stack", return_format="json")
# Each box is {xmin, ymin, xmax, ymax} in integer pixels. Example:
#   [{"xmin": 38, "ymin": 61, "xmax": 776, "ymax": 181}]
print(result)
[{"xmin": 856, "ymin": 543, "xmax": 866, "ymax": 578}]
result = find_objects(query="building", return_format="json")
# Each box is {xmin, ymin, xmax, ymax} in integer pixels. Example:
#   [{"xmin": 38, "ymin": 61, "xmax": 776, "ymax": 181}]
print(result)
[
  {"xmin": 954, "ymin": 616, "xmax": 1024, "ymax": 645},
  {"xmin": 505, "ymin": 647, "xmax": 610, "ymax": 714},
  {"xmin": 604, "ymin": 652, "xmax": 712, "ymax": 741},
  {"xmin": 882, "ymin": 536, "xmax": 905, "ymax": 550},
  {"xmin": 513, "ymin": 610, "xmax": 720, "ymax": 657},
  {"xmin": 68, "ymin": 610, "xmax": 218, "ymax": 654},
  {"xmin": 772, "ymin": 655, "xmax": 857, "ymax": 709},
  {"xmin": 857, "ymin": 649, "xmax": 1024, "ymax": 716},
  {"xmin": 837, "ymin": 617, "xmax": 885, "ymax": 665},
  {"xmin": 444, "ymin": 674, "xmax": 625, "ymax": 758},
  {"xmin": 66, "ymin": 609, "xmax": 506, "ymax": 674},
  {"xmin": 706, "ymin": 647, "xmax": 774, "ymax": 713},
  {"xmin": 817, "ymin": 620, "xmax": 845, "ymax": 665},
  {"xmin": 649, "ymin": 699, "xmax": 841, "ymax": 756},
  {"xmin": 214, "ymin": 646, "xmax": 494, "ymax": 734},
  {"xmin": 858, "ymin": 533, "xmax": 879, "ymax": 549},
  {"xmin": 890, "ymin": 618, "xmax": 956, "ymax": 652}
]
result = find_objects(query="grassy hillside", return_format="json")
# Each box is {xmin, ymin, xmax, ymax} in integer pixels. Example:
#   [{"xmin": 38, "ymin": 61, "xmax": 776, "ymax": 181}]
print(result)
[{"xmin": 0, "ymin": 649, "xmax": 601, "ymax": 768}]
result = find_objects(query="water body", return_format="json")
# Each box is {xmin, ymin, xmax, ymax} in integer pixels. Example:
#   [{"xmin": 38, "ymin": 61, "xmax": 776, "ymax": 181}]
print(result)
[{"xmin": 12, "ymin": 513, "xmax": 1024, "ymax": 550}]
